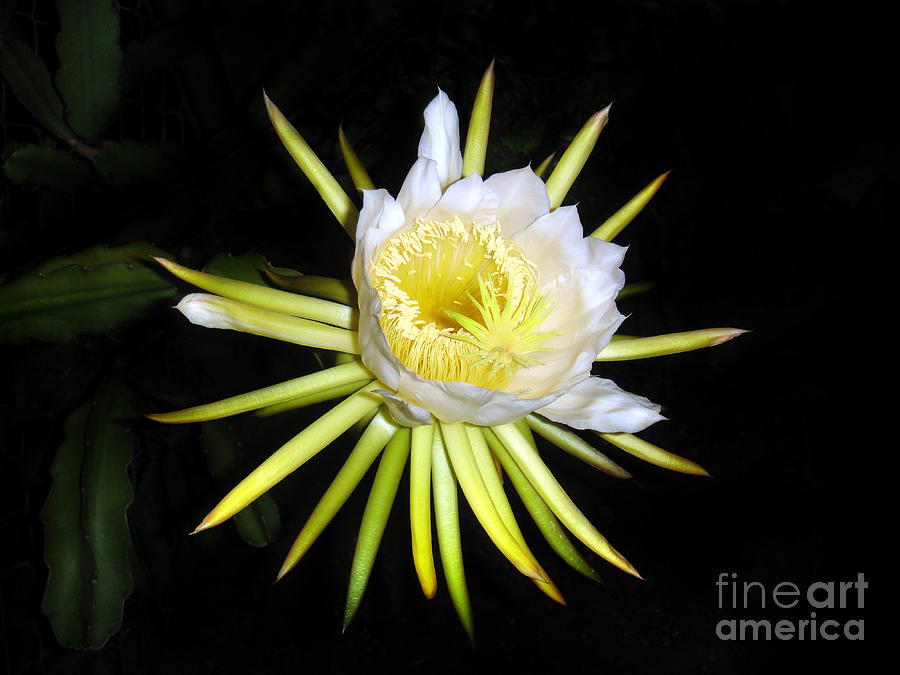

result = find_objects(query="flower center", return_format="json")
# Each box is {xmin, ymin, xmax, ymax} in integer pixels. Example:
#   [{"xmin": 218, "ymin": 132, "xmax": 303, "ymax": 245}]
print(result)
[{"xmin": 372, "ymin": 216, "xmax": 556, "ymax": 390}]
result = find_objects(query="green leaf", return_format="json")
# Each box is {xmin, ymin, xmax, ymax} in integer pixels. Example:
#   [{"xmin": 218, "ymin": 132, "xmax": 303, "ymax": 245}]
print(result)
[
  {"xmin": 1, "ymin": 0, "xmax": 17, "ymax": 39},
  {"xmin": 92, "ymin": 141, "xmax": 184, "ymax": 185},
  {"xmin": 0, "ymin": 243, "xmax": 176, "ymax": 344},
  {"xmin": 202, "ymin": 253, "xmax": 270, "ymax": 286},
  {"xmin": 0, "ymin": 39, "xmax": 76, "ymax": 141},
  {"xmin": 119, "ymin": 21, "xmax": 194, "ymax": 91},
  {"xmin": 33, "ymin": 242, "xmax": 171, "ymax": 274},
  {"xmin": 41, "ymin": 377, "xmax": 135, "ymax": 649},
  {"xmin": 231, "ymin": 495, "xmax": 281, "ymax": 547},
  {"xmin": 201, "ymin": 420, "xmax": 281, "ymax": 547},
  {"xmin": 54, "ymin": 0, "xmax": 123, "ymax": 142},
  {"xmin": 2, "ymin": 143, "xmax": 94, "ymax": 187}
]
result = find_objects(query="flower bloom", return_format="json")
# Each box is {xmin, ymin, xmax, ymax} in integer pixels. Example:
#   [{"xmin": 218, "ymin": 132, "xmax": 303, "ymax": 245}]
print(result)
[
  {"xmin": 353, "ymin": 90, "xmax": 662, "ymax": 433},
  {"xmin": 150, "ymin": 64, "xmax": 744, "ymax": 638}
]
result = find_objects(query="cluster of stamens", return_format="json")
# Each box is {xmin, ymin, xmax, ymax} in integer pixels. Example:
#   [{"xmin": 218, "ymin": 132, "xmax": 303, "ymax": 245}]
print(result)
[{"xmin": 372, "ymin": 216, "xmax": 557, "ymax": 389}]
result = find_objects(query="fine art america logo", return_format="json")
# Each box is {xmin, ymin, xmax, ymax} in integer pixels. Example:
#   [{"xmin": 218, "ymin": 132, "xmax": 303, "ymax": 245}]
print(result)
[{"xmin": 715, "ymin": 573, "xmax": 866, "ymax": 641}]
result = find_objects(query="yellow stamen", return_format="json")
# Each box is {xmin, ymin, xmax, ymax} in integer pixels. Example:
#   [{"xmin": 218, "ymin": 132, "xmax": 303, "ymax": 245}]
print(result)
[{"xmin": 371, "ymin": 217, "xmax": 556, "ymax": 390}]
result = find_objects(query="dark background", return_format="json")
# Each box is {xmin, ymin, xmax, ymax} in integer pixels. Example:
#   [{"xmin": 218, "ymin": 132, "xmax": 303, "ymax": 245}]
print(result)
[{"xmin": 1, "ymin": 1, "xmax": 886, "ymax": 673}]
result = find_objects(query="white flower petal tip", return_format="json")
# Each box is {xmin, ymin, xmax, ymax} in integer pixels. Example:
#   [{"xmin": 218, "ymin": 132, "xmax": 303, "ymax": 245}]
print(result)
[
  {"xmin": 175, "ymin": 293, "xmax": 230, "ymax": 329},
  {"xmin": 418, "ymin": 89, "xmax": 463, "ymax": 190},
  {"xmin": 538, "ymin": 377, "xmax": 666, "ymax": 434},
  {"xmin": 376, "ymin": 390, "xmax": 432, "ymax": 426}
]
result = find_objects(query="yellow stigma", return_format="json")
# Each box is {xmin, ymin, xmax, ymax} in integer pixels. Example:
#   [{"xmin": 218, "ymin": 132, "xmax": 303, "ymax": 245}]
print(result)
[{"xmin": 372, "ymin": 216, "xmax": 557, "ymax": 390}]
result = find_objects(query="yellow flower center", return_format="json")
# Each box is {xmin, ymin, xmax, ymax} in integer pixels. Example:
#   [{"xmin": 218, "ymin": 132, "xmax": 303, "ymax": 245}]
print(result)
[{"xmin": 372, "ymin": 216, "xmax": 556, "ymax": 390}]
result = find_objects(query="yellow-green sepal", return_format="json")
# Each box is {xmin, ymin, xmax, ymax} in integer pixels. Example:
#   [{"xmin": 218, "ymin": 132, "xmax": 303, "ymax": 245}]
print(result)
[
  {"xmin": 533, "ymin": 152, "xmax": 556, "ymax": 179},
  {"xmin": 482, "ymin": 428, "xmax": 603, "ymax": 583},
  {"xmin": 156, "ymin": 257, "xmax": 357, "ymax": 328},
  {"xmin": 147, "ymin": 360, "xmax": 372, "ymax": 424},
  {"xmin": 192, "ymin": 383, "xmax": 383, "ymax": 533},
  {"xmin": 590, "ymin": 171, "xmax": 669, "ymax": 241},
  {"xmin": 491, "ymin": 422, "xmax": 640, "ymax": 579},
  {"xmin": 466, "ymin": 425, "xmax": 565, "ymax": 604},
  {"xmin": 462, "ymin": 60, "xmax": 495, "ymax": 178},
  {"xmin": 525, "ymin": 414, "xmax": 631, "ymax": 478},
  {"xmin": 255, "ymin": 380, "xmax": 372, "ymax": 418},
  {"xmin": 595, "ymin": 431, "xmax": 710, "ymax": 476},
  {"xmin": 343, "ymin": 427, "xmax": 411, "ymax": 630},
  {"xmin": 410, "ymin": 423, "xmax": 438, "ymax": 598},
  {"xmin": 440, "ymin": 422, "xmax": 545, "ymax": 583},
  {"xmin": 176, "ymin": 293, "xmax": 360, "ymax": 354},
  {"xmin": 338, "ymin": 125, "xmax": 375, "ymax": 191},
  {"xmin": 544, "ymin": 105, "xmax": 610, "ymax": 209},
  {"xmin": 596, "ymin": 327, "xmax": 747, "ymax": 361},
  {"xmin": 263, "ymin": 269, "xmax": 357, "ymax": 307},
  {"xmin": 276, "ymin": 409, "xmax": 399, "ymax": 581},
  {"xmin": 263, "ymin": 92, "xmax": 358, "ymax": 236},
  {"xmin": 431, "ymin": 426, "xmax": 474, "ymax": 643}
]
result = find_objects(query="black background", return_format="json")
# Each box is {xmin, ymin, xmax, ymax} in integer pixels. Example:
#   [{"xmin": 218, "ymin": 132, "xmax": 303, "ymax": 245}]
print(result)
[{"xmin": 1, "ymin": 1, "xmax": 886, "ymax": 673}]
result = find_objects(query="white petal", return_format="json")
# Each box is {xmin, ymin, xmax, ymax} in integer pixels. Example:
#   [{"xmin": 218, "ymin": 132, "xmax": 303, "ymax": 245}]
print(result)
[
  {"xmin": 351, "ymin": 189, "xmax": 405, "ymax": 287},
  {"xmin": 512, "ymin": 206, "xmax": 585, "ymax": 280},
  {"xmin": 505, "ymin": 205, "xmax": 627, "ymax": 399},
  {"xmin": 508, "ymin": 266, "xmax": 625, "ymax": 398},
  {"xmin": 376, "ymin": 390, "xmax": 433, "ymax": 426},
  {"xmin": 356, "ymin": 268, "xmax": 403, "ymax": 391},
  {"xmin": 424, "ymin": 173, "xmax": 498, "ymax": 225},
  {"xmin": 418, "ymin": 90, "xmax": 462, "ymax": 190},
  {"xmin": 538, "ymin": 377, "xmax": 665, "ymax": 433},
  {"xmin": 355, "ymin": 189, "xmax": 405, "ymax": 242},
  {"xmin": 397, "ymin": 157, "xmax": 443, "ymax": 220},
  {"xmin": 176, "ymin": 293, "xmax": 231, "ymax": 329},
  {"xmin": 395, "ymin": 370, "xmax": 559, "ymax": 426},
  {"xmin": 483, "ymin": 166, "xmax": 550, "ymax": 237},
  {"xmin": 513, "ymin": 206, "xmax": 627, "ymax": 282}
]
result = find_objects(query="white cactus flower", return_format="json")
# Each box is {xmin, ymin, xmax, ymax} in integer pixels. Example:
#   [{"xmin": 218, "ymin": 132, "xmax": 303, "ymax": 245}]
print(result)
[
  {"xmin": 352, "ymin": 90, "xmax": 663, "ymax": 432},
  {"xmin": 150, "ymin": 63, "xmax": 745, "ymax": 639}
]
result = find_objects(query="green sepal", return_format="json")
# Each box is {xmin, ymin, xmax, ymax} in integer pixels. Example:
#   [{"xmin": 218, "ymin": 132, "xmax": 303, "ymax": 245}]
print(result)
[
  {"xmin": 616, "ymin": 282, "xmax": 655, "ymax": 301},
  {"xmin": 343, "ymin": 427, "xmax": 411, "ymax": 630},
  {"xmin": 482, "ymin": 427, "xmax": 603, "ymax": 583},
  {"xmin": 264, "ymin": 269, "xmax": 357, "ymax": 307},
  {"xmin": 431, "ymin": 426, "xmax": 474, "ymax": 642},
  {"xmin": 201, "ymin": 420, "xmax": 281, "ymax": 547}
]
